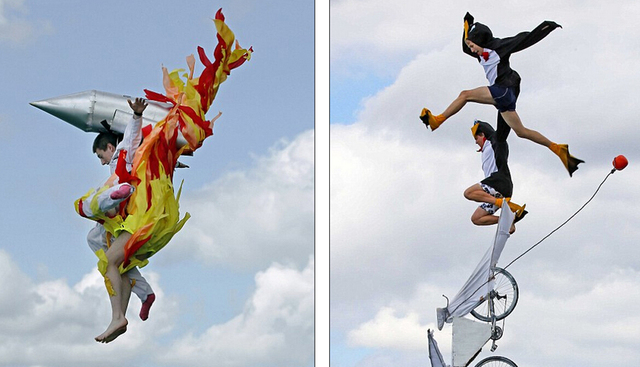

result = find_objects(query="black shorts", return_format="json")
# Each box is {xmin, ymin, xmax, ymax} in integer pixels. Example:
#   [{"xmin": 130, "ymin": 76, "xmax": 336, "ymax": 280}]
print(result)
[{"xmin": 489, "ymin": 84, "xmax": 518, "ymax": 112}]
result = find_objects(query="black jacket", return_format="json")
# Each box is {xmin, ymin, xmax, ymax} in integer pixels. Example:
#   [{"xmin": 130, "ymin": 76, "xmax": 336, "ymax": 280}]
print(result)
[
  {"xmin": 463, "ymin": 12, "xmax": 562, "ymax": 88},
  {"xmin": 475, "ymin": 116, "xmax": 513, "ymax": 197}
]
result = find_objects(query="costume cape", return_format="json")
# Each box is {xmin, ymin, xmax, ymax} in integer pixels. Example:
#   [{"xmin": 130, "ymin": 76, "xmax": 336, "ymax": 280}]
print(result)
[
  {"xmin": 463, "ymin": 12, "xmax": 561, "ymax": 88},
  {"xmin": 75, "ymin": 9, "xmax": 251, "ymax": 278}
]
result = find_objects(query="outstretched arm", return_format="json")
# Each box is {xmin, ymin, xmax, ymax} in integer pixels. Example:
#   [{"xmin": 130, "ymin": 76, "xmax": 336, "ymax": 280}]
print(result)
[
  {"xmin": 116, "ymin": 98, "xmax": 147, "ymax": 165},
  {"xmin": 128, "ymin": 97, "xmax": 148, "ymax": 116},
  {"xmin": 494, "ymin": 20, "xmax": 562, "ymax": 55}
]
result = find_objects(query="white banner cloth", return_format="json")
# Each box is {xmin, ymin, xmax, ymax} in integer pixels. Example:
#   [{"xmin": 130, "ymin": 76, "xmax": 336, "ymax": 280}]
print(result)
[
  {"xmin": 427, "ymin": 329, "xmax": 448, "ymax": 367},
  {"xmin": 444, "ymin": 201, "xmax": 515, "ymax": 320}
]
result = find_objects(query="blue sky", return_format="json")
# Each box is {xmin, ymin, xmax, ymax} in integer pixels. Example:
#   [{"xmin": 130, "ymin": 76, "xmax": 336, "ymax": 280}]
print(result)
[
  {"xmin": 330, "ymin": 72, "xmax": 392, "ymax": 124},
  {"xmin": 0, "ymin": 1, "xmax": 315, "ymax": 366},
  {"xmin": 331, "ymin": 1, "xmax": 640, "ymax": 366}
]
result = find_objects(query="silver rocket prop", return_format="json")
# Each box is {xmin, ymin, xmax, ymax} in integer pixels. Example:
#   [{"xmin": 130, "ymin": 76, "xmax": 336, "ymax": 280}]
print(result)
[{"xmin": 30, "ymin": 90, "xmax": 190, "ymax": 149}]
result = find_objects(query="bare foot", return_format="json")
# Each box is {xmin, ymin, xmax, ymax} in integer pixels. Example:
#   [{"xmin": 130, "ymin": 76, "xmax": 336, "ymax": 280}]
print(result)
[
  {"xmin": 509, "ymin": 223, "xmax": 516, "ymax": 234},
  {"xmin": 95, "ymin": 317, "xmax": 128, "ymax": 343}
]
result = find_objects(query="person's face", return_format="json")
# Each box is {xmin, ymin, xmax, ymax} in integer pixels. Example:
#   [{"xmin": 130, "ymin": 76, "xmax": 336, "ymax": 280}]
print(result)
[
  {"xmin": 474, "ymin": 133, "xmax": 485, "ymax": 148},
  {"xmin": 95, "ymin": 144, "xmax": 115, "ymax": 165},
  {"xmin": 465, "ymin": 39, "xmax": 484, "ymax": 55}
]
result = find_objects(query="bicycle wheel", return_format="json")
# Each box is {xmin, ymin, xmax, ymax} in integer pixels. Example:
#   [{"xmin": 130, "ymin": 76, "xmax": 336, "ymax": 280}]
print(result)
[
  {"xmin": 470, "ymin": 267, "xmax": 518, "ymax": 322},
  {"xmin": 474, "ymin": 356, "xmax": 518, "ymax": 367}
]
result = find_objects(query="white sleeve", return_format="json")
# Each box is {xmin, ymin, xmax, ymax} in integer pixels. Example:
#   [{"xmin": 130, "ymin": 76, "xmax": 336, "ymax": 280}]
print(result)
[
  {"xmin": 111, "ymin": 114, "xmax": 143, "ymax": 172},
  {"xmin": 120, "ymin": 114, "xmax": 143, "ymax": 160}
]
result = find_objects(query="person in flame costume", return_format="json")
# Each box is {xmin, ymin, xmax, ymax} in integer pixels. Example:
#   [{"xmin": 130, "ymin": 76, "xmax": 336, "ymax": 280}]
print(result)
[{"xmin": 75, "ymin": 8, "xmax": 251, "ymax": 343}]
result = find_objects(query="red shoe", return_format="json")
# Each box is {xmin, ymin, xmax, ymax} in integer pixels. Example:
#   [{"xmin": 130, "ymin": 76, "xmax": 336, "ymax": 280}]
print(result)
[{"xmin": 139, "ymin": 293, "xmax": 155, "ymax": 321}]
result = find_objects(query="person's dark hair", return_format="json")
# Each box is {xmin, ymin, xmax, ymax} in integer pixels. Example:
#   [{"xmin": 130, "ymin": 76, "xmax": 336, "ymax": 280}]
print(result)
[{"xmin": 93, "ymin": 132, "xmax": 120, "ymax": 153}]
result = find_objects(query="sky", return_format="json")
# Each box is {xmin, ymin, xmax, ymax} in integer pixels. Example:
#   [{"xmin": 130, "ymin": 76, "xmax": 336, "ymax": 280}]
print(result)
[
  {"xmin": 0, "ymin": 0, "xmax": 317, "ymax": 366},
  {"xmin": 331, "ymin": 1, "xmax": 640, "ymax": 367}
]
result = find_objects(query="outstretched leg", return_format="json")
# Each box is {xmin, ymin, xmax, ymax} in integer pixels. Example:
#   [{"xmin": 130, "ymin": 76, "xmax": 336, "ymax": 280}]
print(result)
[
  {"xmin": 95, "ymin": 232, "xmax": 131, "ymax": 343},
  {"xmin": 500, "ymin": 110, "xmax": 552, "ymax": 147},
  {"xmin": 421, "ymin": 87, "xmax": 494, "ymax": 130},
  {"xmin": 500, "ymin": 110, "xmax": 584, "ymax": 176}
]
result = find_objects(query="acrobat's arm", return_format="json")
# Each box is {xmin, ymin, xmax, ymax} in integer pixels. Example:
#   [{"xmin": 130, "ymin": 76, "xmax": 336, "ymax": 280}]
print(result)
[
  {"xmin": 495, "ymin": 20, "xmax": 562, "ymax": 55},
  {"xmin": 118, "ymin": 98, "xmax": 147, "ymax": 164}
]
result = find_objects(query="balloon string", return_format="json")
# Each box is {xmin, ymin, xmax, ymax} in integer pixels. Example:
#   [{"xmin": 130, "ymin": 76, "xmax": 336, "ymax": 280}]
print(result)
[{"xmin": 503, "ymin": 169, "xmax": 615, "ymax": 271}]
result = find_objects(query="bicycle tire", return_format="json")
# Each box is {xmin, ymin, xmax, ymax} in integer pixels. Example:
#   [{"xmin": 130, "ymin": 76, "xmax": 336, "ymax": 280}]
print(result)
[
  {"xmin": 474, "ymin": 355, "xmax": 518, "ymax": 367},
  {"xmin": 470, "ymin": 267, "xmax": 519, "ymax": 322}
]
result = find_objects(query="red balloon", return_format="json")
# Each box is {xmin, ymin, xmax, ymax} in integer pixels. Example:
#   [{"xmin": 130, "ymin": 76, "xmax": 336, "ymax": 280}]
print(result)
[{"xmin": 613, "ymin": 155, "xmax": 628, "ymax": 171}]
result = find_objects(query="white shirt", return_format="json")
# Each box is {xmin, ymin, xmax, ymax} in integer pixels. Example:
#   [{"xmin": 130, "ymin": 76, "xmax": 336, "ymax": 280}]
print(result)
[
  {"xmin": 480, "ymin": 139, "xmax": 498, "ymax": 179},
  {"xmin": 109, "ymin": 114, "xmax": 143, "ymax": 175},
  {"xmin": 479, "ymin": 49, "xmax": 500, "ymax": 86}
]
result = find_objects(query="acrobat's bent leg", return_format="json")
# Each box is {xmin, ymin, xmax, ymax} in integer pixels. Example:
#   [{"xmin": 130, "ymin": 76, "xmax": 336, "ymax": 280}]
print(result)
[
  {"xmin": 126, "ymin": 267, "xmax": 156, "ymax": 321},
  {"xmin": 87, "ymin": 224, "xmax": 107, "ymax": 253},
  {"xmin": 470, "ymin": 207, "xmax": 499, "ymax": 226},
  {"xmin": 471, "ymin": 207, "xmax": 516, "ymax": 234},
  {"xmin": 96, "ymin": 183, "xmax": 134, "ymax": 213},
  {"xmin": 464, "ymin": 184, "xmax": 525, "ymax": 216},
  {"xmin": 126, "ymin": 267, "xmax": 153, "ymax": 303},
  {"xmin": 77, "ymin": 183, "xmax": 134, "ymax": 219},
  {"xmin": 464, "ymin": 183, "xmax": 499, "ymax": 205}
]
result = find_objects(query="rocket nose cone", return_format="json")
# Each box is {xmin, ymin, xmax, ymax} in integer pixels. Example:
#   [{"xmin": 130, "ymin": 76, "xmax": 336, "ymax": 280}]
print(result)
[
  {"xmin": 29, "ymin": 100, "xmax": 49, "ymax": 111},
  {"xmin": 29, "ymin": 92, "xmax": 95, "ymax": 132}
]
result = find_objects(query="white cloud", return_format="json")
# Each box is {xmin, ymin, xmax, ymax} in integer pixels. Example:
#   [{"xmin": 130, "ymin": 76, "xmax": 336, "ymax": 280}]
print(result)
[
  {"xmin": 168, "ymin": 129, "xmax": 314, "ymax": 271},
  {"xmin": 347, "ymin": 307, "xmax": 429, "ymax": 351},
  {"xmin": 342, "ymin": 267, "xmax": 640, "ymax": 367},
  {"xmin": 0, "ymin": 251, "xmax": 314, "ymax": 367},
  {"xmin": 506, "ymin": 267, "xmax": 640, "ymax": 366},
  {"xmin": 329, "ymin": 0, "xmax": 596, "ymax": 78},
  {"xmin": 330, "ymin": 0, "xmax": 460, "ymax": 77},
  {"xmin": 0, "ymin": 0, "xmax": 52, "ymax": 44},
  {"xmin": 0, "ymin": 250, "xmax": 179, "ymax": 367},
  {"xmin": 156, "ymin": 258, "xmax": 315, "ymax": 367},
  {"xmin": 330, "ymin": 1, "xmax": 640, "ymax": 366}
]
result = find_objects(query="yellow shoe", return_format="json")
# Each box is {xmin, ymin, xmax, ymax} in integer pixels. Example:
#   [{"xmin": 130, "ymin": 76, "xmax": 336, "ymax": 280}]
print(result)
[
  {"xmin": 550, "ymin": 143, "xmax": 584, "ymax": 177},
  {"xmin": 513, "ymin": 204, "xmax": 528, "ymax": 224},
  {"xmin": 419, "ymin": 108, "xmax": 443, "ymax": 131},
  {"xmin": 505, "ymin": 198, "xmax": 526, "ymax": 218}
]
